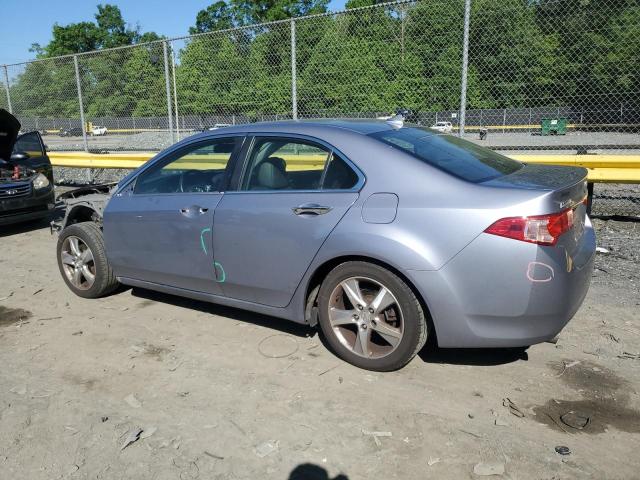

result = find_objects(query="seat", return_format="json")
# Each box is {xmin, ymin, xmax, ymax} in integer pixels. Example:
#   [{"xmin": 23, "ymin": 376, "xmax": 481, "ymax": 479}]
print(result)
[{"xmin": 252, "ymin": 157, "xmax": 289, "ymax": 190}]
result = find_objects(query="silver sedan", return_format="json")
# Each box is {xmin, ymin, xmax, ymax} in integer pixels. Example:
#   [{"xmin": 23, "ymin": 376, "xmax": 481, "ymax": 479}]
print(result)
[{"xmin": 54, "ymin": 119, "xmax": 596, "ymax": 371}]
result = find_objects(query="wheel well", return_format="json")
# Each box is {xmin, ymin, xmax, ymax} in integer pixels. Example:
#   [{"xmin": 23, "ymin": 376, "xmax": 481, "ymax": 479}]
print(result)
[
  {"xmin": 304, "ymin": 255, "xmax": 435, "ymax": 336},
  {"xmin": 66, "ymin": 205, "xmax": 100, "ymax": 227}
]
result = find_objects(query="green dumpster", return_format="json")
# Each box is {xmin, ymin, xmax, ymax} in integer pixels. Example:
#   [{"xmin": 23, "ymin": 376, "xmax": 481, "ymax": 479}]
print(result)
[{"xmin": 541, "ymin": 117, "xmax": 567, "ymax": 135}]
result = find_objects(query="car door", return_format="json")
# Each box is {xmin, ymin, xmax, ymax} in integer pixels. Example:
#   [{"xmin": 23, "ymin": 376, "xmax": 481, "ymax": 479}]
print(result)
[
  {"xmin": 104, "ymin": 136, "xmax": 243, "ymax": 295},
  {"xmin": 212, "ymin": 135, "xmax": 363, "ymax": 307}
]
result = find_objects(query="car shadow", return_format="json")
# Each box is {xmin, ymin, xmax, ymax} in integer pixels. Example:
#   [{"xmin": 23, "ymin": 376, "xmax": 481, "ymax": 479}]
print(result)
[
  {"xmin": 129, "ymin": 288, "xmax": 526, "ymax": 366},
  {"xmin": 129, "ymin": 287, "xmax": 316, "ymax": 339},
  {"xmin": 0, "ymin": 216, "xmax": 52, "ymax": 237},
  {"xmin": 418, "ymin": 335, "xmax": 529, "ymax": 366}
]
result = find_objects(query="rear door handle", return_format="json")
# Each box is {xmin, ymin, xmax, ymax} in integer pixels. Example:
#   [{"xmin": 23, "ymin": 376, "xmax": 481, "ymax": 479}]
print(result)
[{"xmin": 292, "ymin": 204, "xmax": 332, "ymax": 216}]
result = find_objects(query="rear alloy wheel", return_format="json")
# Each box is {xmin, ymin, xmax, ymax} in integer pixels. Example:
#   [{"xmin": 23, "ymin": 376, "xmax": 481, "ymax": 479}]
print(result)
[
  {"xmin": 56, "ymin": 222, "xmax": 119, "ymax": 298},
  {"xmin": 318, "ymin": 261, "xmax": 427, "ymax": 371}
]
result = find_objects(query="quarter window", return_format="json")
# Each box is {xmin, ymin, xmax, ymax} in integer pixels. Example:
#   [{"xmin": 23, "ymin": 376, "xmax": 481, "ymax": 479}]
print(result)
[
  {"xmin": 241, "ymin": 137, "xmax": 358, "ymax": 191},
  {"xmin": 134, "ymin": 137, "xmax": 240, "ymax": 194}
]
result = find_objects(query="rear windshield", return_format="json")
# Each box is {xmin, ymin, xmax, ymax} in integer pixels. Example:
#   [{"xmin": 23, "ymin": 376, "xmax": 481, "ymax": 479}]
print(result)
[{"xmin": 370, "ymin": 127, "xmax": 522, "ymax": 183}]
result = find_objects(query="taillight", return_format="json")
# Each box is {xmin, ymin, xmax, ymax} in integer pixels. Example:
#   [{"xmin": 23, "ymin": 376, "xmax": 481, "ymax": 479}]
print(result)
[{"xmin": 484, "ymin": 209, "xmax": 574, "ymax": 246}]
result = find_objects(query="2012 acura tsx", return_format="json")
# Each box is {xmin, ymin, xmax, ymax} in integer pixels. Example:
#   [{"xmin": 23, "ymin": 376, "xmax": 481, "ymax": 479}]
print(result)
[{"xmin": 52, "ymin": 118, "xmax": 595, "ymax": 371}]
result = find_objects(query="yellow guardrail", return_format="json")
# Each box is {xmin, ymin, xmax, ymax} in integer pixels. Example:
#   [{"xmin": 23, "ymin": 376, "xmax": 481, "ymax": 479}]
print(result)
[{"xmin": 48, "ymin": 152, "xmax": 640, "ymax": 183}]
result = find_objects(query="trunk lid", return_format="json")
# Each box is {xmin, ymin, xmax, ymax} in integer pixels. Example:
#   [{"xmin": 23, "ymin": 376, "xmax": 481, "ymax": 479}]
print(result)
[{"xmin": 485, "ymin": 162, "xmax": 588, "ymax": 210}]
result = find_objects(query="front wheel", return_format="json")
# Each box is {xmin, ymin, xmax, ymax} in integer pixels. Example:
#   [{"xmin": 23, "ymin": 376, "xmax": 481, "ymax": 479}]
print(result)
[
  {"xmin": 56, "ymin": 222, "xmax": 119, "ymax": 298},
  {"xmin": 317, "ymin": 261, "xmax": 428, "ymax": 371}
]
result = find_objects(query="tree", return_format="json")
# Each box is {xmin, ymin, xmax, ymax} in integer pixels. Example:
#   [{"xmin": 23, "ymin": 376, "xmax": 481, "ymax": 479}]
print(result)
[
  {"xmin": 230, "ymin": 0, "xmax": 329, "ymax": 24},
  {"xmin": 44, "ymin": 22, "xmax": 101, "ymax": 57},
  {"xmin": 536, "ymin": 0, "xmax": 640, "ymax": 120},
  {"xmin": 14, "ymin": 4, "xmax": 164, "ymax": 119},
  {"xmin": 190, "ymin": 1, "xmax": 236, "ymax": 33},
  {"xmin": 95, "ymin": 4, "xmax": 137, "ymax": 48},
  {"xmin": 190, "ymin": 0, "xmax": 329, "ymax": 32}
]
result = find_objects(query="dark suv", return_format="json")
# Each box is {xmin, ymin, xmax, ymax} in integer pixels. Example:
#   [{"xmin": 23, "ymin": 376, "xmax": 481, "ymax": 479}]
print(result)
[{"xmin": 0, "ymin": 109, "xmax": 55, "ymax": 226}]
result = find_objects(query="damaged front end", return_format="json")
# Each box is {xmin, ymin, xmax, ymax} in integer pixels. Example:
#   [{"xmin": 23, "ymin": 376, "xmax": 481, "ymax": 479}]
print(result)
[{"xmin": 50, "ymin": 183, "xmax": 115, "ymax": 234}]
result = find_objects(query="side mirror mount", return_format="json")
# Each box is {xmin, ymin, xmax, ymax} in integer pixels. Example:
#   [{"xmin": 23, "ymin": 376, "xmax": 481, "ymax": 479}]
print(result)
[{"xmin": 10, "ymin": 151, "xmax": 30, "ymax": 162}]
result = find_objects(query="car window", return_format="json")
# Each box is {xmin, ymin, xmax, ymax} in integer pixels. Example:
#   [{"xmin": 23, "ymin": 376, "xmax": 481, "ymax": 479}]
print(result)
[
  {"xmin": 134, "ymin": 137, "xmax": 240, "ymax": 195},
  {"xmin": 241, "ymin": 137, "xmax": 358, "ymax": 191},
  {"xmin": 13, "ymin": 132, "xmax": 44, "ymax": 157},
  {"xmin": 323, "ymin": 154, "xmax": 359, "ymax": 190},
  {"xmin": 370, "ymin": 127, "xmax": 522, "ymax": 183}
]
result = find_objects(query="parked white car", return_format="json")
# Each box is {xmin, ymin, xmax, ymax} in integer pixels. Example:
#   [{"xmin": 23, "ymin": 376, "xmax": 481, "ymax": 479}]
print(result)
[
  {"xmin": 91, "ymin": 125, "xmax": 108, "ymax": 136},
  {"xmin": 431, "ymin": 121, "xmax": 453, "ymax": 133}
]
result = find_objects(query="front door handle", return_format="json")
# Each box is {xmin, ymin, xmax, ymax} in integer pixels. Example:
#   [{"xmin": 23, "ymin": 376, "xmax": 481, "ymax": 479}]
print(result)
[
  {"xmin": 292, "ymin": 204, "xmax": 332, "ymax": 216},
  {"xmin": 180, "ymin": 205, "xmax": 209, "ymax": 216}
]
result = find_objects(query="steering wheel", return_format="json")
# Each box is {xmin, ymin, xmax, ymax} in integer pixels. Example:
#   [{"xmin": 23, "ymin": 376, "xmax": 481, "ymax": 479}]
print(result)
[{"xmin": 179, "ymin": 170, "xmax": 221, "ymax": 193}]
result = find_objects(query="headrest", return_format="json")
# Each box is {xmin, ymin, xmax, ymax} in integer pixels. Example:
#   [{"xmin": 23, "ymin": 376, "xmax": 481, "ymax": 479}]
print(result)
[{"xmin": 256, "ymin": 157, "xmax": 288, "ymax": 189}]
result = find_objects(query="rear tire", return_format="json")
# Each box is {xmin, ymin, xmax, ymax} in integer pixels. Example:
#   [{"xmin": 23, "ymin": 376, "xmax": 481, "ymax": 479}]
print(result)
[
  {"xmin": 56, "ymin": 221, "xmax": 119, "ymax": 298},
  {"xmin": 317, "ymin": 261, "xmax": 427, "ymax": 371}
]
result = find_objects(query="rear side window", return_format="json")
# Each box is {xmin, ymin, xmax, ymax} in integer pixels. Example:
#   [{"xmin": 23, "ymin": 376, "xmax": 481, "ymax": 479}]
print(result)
[
  {"xmin": 241, "ymin": 137, "xmax": 358, "ymax": 191},
  {"xmin": 370, "ymin": 127, "xmax": 522, "ymax": 183}
]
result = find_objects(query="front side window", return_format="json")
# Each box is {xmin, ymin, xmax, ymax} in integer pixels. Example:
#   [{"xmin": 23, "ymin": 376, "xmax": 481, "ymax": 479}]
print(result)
[
  {"xmin": 241, "ymin": 137, "xmax": 358, "ymax": 191},
  {"xmin": 370, "ymin": 127, "xmax": 522, "ymax": 183},
  {"xmin": 134, "ymin": 137, "xmax": 240, "ymax": 194}
]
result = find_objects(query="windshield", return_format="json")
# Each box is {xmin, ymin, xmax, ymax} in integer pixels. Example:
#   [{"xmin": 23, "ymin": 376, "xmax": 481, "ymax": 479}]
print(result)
[{"xmin": 370, "ymin": 127, "xmax": 523, "ymax": 183}]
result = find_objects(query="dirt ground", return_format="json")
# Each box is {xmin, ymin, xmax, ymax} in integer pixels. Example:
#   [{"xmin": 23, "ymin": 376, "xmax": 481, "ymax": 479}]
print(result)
[{"xmin": 1, "ymin": 205, "xmax": 639, "ymax": 479}]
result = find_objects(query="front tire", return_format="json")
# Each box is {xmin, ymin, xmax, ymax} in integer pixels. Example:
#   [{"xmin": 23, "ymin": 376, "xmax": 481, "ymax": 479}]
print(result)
[
  {"xmin": 317, "ymin": 261, "xmax": 427, "ymax": 371},
  {"xmin": 56, "ymin": 222, "xmax": 119, "ymax": 298}
]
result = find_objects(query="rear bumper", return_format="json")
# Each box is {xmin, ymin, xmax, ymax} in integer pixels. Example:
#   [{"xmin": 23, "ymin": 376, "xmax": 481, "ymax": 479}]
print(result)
[
  {"xmin": 0, "ymin": 188, "xmax": 55, "ymax": 226},
  {"xmin": 407, "ymin": 218, "xmax": 596, "ymax": 348}
]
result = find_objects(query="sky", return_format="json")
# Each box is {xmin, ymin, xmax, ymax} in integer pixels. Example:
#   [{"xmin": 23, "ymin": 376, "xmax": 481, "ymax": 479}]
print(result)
[{"xmin": 0, "ymin": 0, "xmax": 347, "ymax": 65}]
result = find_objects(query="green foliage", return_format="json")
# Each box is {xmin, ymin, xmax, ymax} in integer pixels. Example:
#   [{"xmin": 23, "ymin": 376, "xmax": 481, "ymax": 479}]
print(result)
[
  {"xmin": 8, "ymin": 4, "xmax": 163, "ymax": 118},
  {"xmin": 6, "ymin": 1, "xmax": 639, "ymax": 120},
  {"xmin": 190, "ymin": 1, "xmax": 237, "ymax": 33}
]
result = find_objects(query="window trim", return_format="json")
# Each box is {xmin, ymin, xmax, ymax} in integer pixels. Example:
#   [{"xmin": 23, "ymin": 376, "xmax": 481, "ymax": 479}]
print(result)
[
  {"xmin": 229, "ymin": 133, "xmax": 365, "ymax": 194},
  {"xmin": 125, "ymin": 135, "xmax": 246, "ymax": 196}
]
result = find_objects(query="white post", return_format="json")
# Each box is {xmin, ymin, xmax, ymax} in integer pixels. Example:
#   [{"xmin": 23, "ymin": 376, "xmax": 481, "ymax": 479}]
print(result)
[
  {"xmin": 458, "ymin": 0, "xmax": 471, "ymax": 137},
  {"xmin": 3, "ymin": 65, "xmax": 12, "ymax": 113},
  {"xmin": 171, "ymin": 43, "xmax": 180, "ymax": 141},
  {"xmin": 163, "ymin": 41, "xmax": 175, "ymax": 143},
  {"xmin": 73, "ymin": 55, "xmax": 89, "ymax": 153},
  {"xmin": 291, "ymin": 19, "xmax": 298, "ymax": 120}
]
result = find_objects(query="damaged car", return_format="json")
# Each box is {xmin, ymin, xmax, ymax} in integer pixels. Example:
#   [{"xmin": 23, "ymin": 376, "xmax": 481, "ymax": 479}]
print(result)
[
  {"xmin": 0, "ymin": 109, "xmax": 55, "ymax": 226},
  {"xmin": 52, "ymin": 118, "xmax": 595, "ymax": 371}
]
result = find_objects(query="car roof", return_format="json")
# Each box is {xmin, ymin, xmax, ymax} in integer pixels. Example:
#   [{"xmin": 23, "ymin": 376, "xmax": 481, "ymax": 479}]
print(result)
[{"xmin": 195, "ymin": 118, "xmax": 422, "ymax": 137}]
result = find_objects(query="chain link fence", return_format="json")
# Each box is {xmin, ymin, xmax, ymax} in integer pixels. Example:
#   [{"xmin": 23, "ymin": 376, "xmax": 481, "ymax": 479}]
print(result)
[{"xmin": 1, "ymin": 0, "xmax": 638, "ymax": 215}]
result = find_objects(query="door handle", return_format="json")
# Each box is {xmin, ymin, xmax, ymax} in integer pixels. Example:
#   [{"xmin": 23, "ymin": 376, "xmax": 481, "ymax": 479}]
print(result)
[
  {"xmin": 180, "ymin": 206, "xmax": 209, "ymax": 216},
  {"xmin": 292, "ymin": 204, "xmax": 332, "ymax": 216}
]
